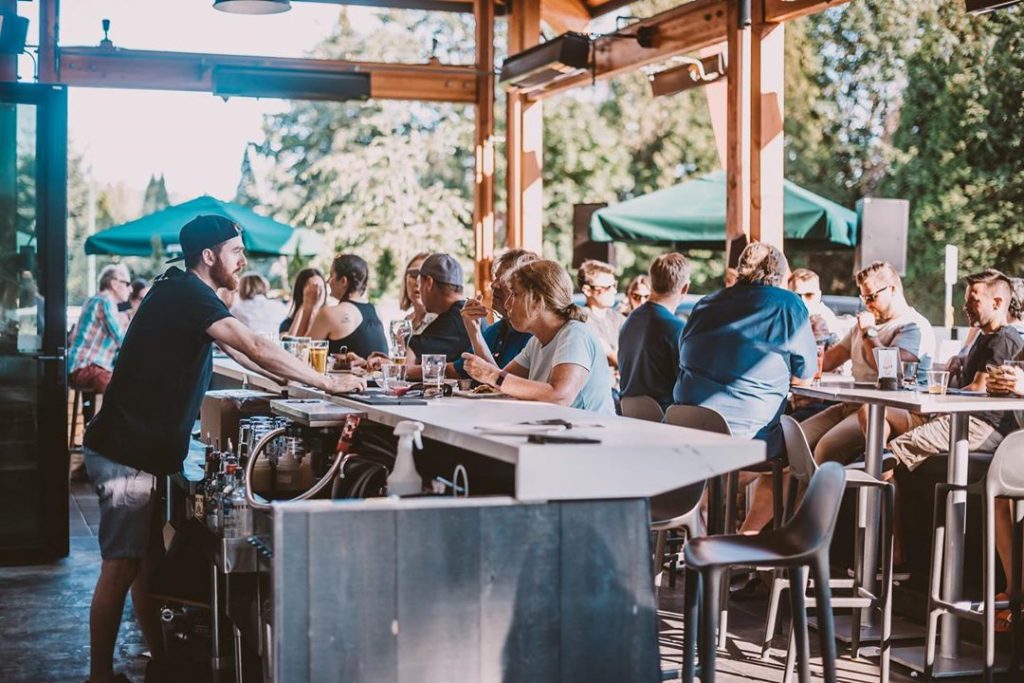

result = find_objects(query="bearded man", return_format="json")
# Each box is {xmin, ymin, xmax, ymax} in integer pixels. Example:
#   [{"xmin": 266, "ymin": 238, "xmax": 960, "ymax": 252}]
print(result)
[{"xmin": 81, "ymin": 215, "xmax": 363, "ymax": 683}]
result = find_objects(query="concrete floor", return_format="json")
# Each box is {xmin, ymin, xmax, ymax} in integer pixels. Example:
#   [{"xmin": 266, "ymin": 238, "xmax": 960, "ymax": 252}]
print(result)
[{"xmin": 0, "ymin": 482, "xmax": 1011, "ymax": 683}]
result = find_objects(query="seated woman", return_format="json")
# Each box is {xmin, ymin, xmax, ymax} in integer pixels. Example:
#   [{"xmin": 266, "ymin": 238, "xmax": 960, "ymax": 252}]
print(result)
[
  {"xmin": 231, "ymin": 273, "xmax": 288, "ymax": 338},
  {"xmin": 309, "ymin": 254, "xmax": 389, "ymax": 360},
  {"xmin": 281, "ymin": 268, "xmax": 327, "ymax": 338},
  {"xmin": 461, "ymin": 259, "xmax": 615, "ymax": 414},
  {"xmin": 401, "ymin": 252, "xmax": 436, "ymax": 335}
]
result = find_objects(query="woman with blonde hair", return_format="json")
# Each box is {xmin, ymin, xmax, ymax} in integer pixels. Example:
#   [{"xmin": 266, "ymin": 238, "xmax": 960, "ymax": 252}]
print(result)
[
  {"xmin": 230, "ymin": 272, "xmax": 287, "ymax": 337},
  {"xmin": 400, "ymin": 252, "xmax": 436, "ymax": 335},
  {"xmin": 461, "ymin": 259, "xmax": 614, "ymax": 414}
]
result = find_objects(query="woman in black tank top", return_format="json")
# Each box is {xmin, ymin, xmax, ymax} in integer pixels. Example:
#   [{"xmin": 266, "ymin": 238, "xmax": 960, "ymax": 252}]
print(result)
[{"xmin": 308, "ymin": 255, "xmax": 389, "ymax": 360}]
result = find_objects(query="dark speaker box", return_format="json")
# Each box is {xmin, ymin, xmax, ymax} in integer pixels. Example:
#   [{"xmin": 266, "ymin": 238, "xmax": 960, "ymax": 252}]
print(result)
[
  {"xmin": 855, "ymin": 198, "xmax": 909, "ymax": 275},
  {"xmin": 0, "ymin": 14, "xmax": 29, "ymax": 55},
  {"xmin": 572, "ymin": 203, "xmax": 614, "ymax": 269}
]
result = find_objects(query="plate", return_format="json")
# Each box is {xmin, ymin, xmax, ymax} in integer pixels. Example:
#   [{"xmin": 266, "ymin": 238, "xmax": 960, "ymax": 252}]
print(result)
[{"xmin": 474, "ymin": 423, "xmax": 567, "ymax": 436}]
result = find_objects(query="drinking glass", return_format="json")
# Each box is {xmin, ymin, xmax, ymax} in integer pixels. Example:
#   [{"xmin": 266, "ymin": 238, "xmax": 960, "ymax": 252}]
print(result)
[
  {"xmin": 281, "ymin": 339, "xmax": 300, "ymax": 358},
  {"xmin": 421, "ymin": 354, "xmax": 447, "ymax": 394},
  {"xmin": 926, "ymin": 370, "xmax": 950, "ymax": 395},
  {"xmin": 901, "ymin": 361, "xmax": 919, "ymax": 388},
  {"xmin": 390, "ymin": 319, "xmax": 413, "ymax": 357},
  {"xmin": 309, "ymin": 340, "xmax": 329, "ymax": 374},
  {"xmin": 381, "ymin": 363, "xmax": 408, "ymax": 394},
  {"xmin": 294, "ymin": 337, "xmax": 311, "ymax": 365}
]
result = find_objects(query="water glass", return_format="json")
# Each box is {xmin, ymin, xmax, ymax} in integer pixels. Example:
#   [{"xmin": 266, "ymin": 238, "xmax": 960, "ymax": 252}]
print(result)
[
  {"xmin": 926, "ymin": 370, "xmax": 950, "ymax": 396},
  {"xmin": 381, "ymin": 363, "xmax": 408, "ymax": 394},
  {"xmin": 901, "ymin": 361, "xmax": 919, "ymax": 388},
  {"xmin": 421, "ymin": 354, "xmax": 447, "ymax": 393}
]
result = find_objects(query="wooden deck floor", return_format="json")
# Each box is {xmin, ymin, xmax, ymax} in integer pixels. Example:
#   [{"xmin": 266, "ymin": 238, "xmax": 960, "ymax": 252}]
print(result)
[{"xmin": 0, "ymin": 482, "xmax": 1008, "ymax": 682}]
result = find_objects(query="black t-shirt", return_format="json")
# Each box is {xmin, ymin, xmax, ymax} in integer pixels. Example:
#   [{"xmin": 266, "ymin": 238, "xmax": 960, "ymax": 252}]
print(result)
[
  {"xmin": 84, "ymin": 267, "xmax": 232, "ymax": 475},
  {"xmin": 408, "ymin": 300, "xmax": 470, "ymax": 363},
  {"xmin": 960, "ymin": 325, "xmax": 1023, "ymax": 427}
]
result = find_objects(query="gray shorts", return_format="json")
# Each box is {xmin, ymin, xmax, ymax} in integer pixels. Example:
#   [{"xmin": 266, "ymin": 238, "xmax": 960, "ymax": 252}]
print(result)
[{"xmin": 84, "ymin": 447, "xmax": 158, "ymax": 560}]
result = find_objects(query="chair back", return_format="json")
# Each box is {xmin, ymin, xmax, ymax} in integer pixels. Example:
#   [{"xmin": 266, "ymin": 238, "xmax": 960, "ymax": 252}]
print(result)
[
  {"xmin": 664, "ymin": 404, "xmax": 732, "ymax": 435},
  {"xmin": 783, "ymin": 461, "xmax": 847, "ymax": 554},
  {"xmin": 987, "ymin": 429, "xmax": 1024, "ymax": 498},
  {"xmin": 780, "ymin": 415, "xmax": 818, "ymax": 486},
  {"xmin": 620, "ymin": 395, "xmax": 665, "ymax": 423}
]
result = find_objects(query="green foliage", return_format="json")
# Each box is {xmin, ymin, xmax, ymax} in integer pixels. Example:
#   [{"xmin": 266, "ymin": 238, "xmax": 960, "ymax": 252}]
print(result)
[
  {"xmin": 373, "ymin": 246, "xmax": 398, "ymax": 300},
  {"xmin": 141, "ymin": 173, "xmax": 170, "ymax": 216}
]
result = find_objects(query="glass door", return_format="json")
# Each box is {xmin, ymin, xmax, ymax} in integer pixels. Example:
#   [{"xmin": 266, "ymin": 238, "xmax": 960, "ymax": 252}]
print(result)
[{"xmin": 0, "ymin": 83, "xmax": 68, "ymax": 564}]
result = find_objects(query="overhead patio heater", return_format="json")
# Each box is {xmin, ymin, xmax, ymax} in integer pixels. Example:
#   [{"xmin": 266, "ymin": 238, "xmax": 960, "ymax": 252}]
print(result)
[
  {"xmin": 650, "ymin": 54, "xmax": 726, "ymax": 98},
  {"xmin": 965, "ymin": 0, "xmax": 1023, "ymax": 11},
  {"xmin": 212, "ymin": 66, "xmax": 371, "ymax": 101},
  {"xmin": 499, "ymin": 32, "xmax": 592, "ymax": 94}
]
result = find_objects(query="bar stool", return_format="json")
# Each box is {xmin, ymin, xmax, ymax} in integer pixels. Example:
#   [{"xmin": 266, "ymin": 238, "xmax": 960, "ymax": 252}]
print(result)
[
  {"xmin": 761, "ymin": 415, "xmax": 894, "ymax": 682},
  {"xmin": 68, "ymin": 385, "xmax": 97, "ymax": 450},
  {"xmin": 682, "ymin": 462, "xmax": 847, "ymax": 683},
  {"xmin": 924, "ymin": 429, "xmax": 1024, "ymax": 682}
]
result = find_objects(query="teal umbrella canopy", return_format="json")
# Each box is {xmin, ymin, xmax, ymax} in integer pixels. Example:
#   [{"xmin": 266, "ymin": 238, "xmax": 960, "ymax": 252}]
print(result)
[
  {"xmin": 589, "ymin": 171, "xmax": 858, "ymax": 249},
  {"xmin": 84, "ymin": 195, "xmax": 325, "ymax": 258}
]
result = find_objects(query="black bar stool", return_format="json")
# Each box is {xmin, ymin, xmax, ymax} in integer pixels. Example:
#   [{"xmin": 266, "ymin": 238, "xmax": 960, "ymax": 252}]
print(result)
[
  {"xmin": 682, "ymin": 461, "xmax": 847, "ymax": 683},
  {"xmin": 924, "ymin": 429, "xmax": 1024, "ymax": 682},
  {"xmin": 68, "ymin": 385, "xmax": 97, "ymax": 451},
  {"xmin": 761, "ymin": 415, "xmax": 894, "ymax": 681}
]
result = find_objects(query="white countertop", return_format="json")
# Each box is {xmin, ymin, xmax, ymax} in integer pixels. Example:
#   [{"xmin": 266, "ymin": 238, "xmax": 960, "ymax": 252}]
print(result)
[
  {"xmin": 212, "ymin": 357, "xmax": 767, "ymax": 501},
  {"xmin": 792, "ymin": 382, "xmax": 1024, "ymax": 414}
]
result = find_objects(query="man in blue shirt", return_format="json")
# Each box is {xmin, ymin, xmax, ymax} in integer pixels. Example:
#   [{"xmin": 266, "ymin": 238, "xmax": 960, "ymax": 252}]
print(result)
[
  {"xmin": 455, "ymin": 249, "xmax": 537, "ymax": 377},
  {"xmin": 619, "ymin": 253, "xmax": 690, "ymax": 411},
  {"xmin": 673, "ymin": 243, "xmax": 817, "ymax": 532}
]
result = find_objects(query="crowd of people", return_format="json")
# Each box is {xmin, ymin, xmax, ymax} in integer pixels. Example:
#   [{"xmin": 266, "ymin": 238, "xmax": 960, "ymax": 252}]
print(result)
[{"xmin": 67, "ymin": 213, "xmax": 1024, "ymax": 682}]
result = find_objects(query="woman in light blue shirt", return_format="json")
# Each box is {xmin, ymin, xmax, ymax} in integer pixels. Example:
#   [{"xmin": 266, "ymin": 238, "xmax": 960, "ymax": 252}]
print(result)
[{"xmin": 461, "ymin": 260, "xmax": 615, "ymax": 414}]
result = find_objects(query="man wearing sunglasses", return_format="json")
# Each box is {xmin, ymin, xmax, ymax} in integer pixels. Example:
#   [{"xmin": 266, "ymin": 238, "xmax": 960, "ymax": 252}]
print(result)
[
  {"xmin": 789, "ymin": 268, "xmax": 841, "ymax": 337},
  {"xmin": 68, "ymin": 264, "xmax": 133, "ymax": 401},
  {"xmin": 801, "ymin": 261, "xmax": 935, "ymax": 465},
  {"xmin": 577, "ymin": 259, "xmax": 626, "ymax": 393}
]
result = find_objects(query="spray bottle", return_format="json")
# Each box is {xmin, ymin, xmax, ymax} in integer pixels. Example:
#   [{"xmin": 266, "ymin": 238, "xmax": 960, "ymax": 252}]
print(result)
[{"xmin": 388, "ymin": 421, "xmax": 425, "ymax": 496}]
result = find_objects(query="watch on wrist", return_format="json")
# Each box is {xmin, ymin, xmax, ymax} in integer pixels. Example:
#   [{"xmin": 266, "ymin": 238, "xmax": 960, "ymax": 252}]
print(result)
[
  {"xmin": 495, "ymin": 370, "xmax": 509, "ymax": 387},
  {"xmin": 864, "ymin": 326, "xmax": 879, "ymax": 340}
]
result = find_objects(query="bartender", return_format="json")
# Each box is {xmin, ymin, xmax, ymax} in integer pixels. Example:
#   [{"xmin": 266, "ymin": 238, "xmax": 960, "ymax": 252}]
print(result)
[{"xmin": 81, "ymin": 215, "xmax": 363, "ymax": 683}]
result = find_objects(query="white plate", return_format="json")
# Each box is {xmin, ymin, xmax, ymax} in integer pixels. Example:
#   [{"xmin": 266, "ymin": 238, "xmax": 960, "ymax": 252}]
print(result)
[{"xmin": 474, "ymin": 423, "xmax": 567, "ymax": 436}]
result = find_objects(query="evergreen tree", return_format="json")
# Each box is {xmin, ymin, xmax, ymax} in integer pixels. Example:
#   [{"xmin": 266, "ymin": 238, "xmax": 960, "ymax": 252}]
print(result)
[
  {"xmin": 141, "ymin": 173, "xmax": 171, "ymax": 216},
  {"xmin": 234, "ymin": 145, "xmax": 261, "ymax": 208}
]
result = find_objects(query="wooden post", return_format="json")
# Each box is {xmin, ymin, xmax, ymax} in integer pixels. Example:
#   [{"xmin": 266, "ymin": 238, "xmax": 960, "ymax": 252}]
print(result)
[
  {"xmin": 37, "ymin": 0, "xmax": 59, "ymax": 83},
  {"xmin": 473, "ymin": 0, "xmax": 496, "ymax": 295},
  {"xmin": 505, "ymin": 0, "xmax": 544, "ymax": 254},
  {"xmin": 750, "ymin": 5, "xmax": 784, "ymax": 247},
  {"xmin": 0, "ymin": 0, "xmax": 17, "ymax": 81},
  {"xmin": 725, "ymin": 0, "xmax": 752, "ymax": 259}
]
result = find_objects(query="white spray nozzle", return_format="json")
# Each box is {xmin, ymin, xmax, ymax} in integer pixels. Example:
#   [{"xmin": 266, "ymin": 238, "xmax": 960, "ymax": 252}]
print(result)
[{"xmin": 393, "ymin": 421, "xmax": 424, "ymax": 450}]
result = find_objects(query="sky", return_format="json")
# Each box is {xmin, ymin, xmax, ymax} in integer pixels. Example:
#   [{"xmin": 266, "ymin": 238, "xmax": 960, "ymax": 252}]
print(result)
[{"xmin": 19, "ymin": 0, "xmax": 377, "ymax": 201}]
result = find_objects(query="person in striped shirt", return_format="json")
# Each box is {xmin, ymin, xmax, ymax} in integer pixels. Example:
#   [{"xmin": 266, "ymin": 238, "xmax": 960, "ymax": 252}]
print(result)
[{"xmin": 68, "ymin": 264, "xmax": 132, "ymax": 397}]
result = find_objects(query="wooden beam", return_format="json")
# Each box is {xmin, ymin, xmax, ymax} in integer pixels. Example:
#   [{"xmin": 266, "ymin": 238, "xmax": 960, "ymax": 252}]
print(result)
[
  {"xmin": 473, "ymin": 0, "xmax": 496, "ymax": 294},
  {"xmin": 540, "ymin": 0, "xmax": 590, "ymax": 34},
  {"xmin": 506, "ymin": 0, "xmax": 544, "ymax": 253},
  {"xmin": 750, "ymin": 17, "xmax": 785, "ymax": 247},
  {"xmin": 531, "ymin": 0, "xmax": 849, "ymax": 100},
  {"xmin": 0, "ymin": 0, "xmax": 15, "ymax": 81},
  {"xmin": 37, "ymin": 0, "xmax": 59, "ymax": 83},
  {"xmin": 765, "ymin": 0, "xmax": 842, "ymax": 23},
  {"xmin": 56, "ymin": 48, "xmax": 478, "ymax": 103}
]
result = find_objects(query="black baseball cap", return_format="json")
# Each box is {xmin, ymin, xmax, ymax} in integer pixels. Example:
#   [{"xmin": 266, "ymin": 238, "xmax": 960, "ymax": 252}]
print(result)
[
  {"xmin": 419, "ymin": 253, "xmax": 464, "ymax": 286},
  {"xmin": 167, "ymin": 215, "xmax": 243, "ymax": 263}
]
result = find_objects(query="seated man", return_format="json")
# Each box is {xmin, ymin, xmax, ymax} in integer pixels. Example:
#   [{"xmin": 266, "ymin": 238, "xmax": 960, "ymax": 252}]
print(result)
[
  {"xmin": 674, "ymin": 242, "xmax": 817, "ymax": 444},
  {"xmin": 619, "ymin": 252, "xmax": 690, "ymax": 411},
  {"xmin": 68, "ymin": 264, "xmax": 132, "ymax": 398},
  {"xmin": 789, "ymin": 268, "xmax": 842, "ymax": 338},
  {"xmin": 577, "ymin": 259, "xmax": 625, "ymax": 388},
  {"xmin": 802, "ymin": 261, "xmax": 934, "ymax": 464},
  {"xmin": 887, "ymin": 270, "xmax": 1022, "ymax": 469},
  {"xmin": 407, "ymin": 253, "xmax": 471, "ymax": 363},
  {"xmin": 455, "ymin": 248, "xmax": 537, "ymax": 378}
]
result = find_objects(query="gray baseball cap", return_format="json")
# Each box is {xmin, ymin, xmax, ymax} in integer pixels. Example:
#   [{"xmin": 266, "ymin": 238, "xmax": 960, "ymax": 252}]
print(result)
[{"xmin": 419, "ymin": 253, "xmax": 464, "ymax": 286}]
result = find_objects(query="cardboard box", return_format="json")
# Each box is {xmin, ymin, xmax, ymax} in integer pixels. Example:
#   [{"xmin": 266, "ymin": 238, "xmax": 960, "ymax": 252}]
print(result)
[{"xmin": 199, "ymin": 390, "xmax": 277, "ymax": 449}]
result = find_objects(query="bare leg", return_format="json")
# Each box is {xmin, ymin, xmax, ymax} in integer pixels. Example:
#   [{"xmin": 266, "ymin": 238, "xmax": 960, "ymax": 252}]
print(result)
[
  {"xmin": 739, "ymin": 473, "xmax": 784, "ymax": 534},
  {"xmin": 90, "ymin": 558, "xmax": 140, "ymax": 683},
  {"xmin": 995, "ymin": 497, "xmax": 1015, "ymax": 590}
]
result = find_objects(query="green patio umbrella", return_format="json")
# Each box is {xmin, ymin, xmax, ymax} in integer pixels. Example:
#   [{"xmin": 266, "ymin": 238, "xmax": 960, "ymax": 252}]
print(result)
[
  {"xmin": 84, "ymin": 195, "xmax": 325, "ymax": 258},
  {"xmin": 589, "ymin": 171, "xmax": 858, "ymax": 249}
]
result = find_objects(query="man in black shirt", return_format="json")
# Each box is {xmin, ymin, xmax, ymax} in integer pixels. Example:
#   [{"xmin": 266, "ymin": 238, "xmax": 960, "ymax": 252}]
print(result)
[
  {"xmin": 82, "ymin": 216, "xmax": 363, "ymax": 683},
  {"xmin": 888, "ymin": 269, "xmax": 1022, "ymax": 470},
  {"xmin": 408, "ymin": 253, "xmax": 470, "ymax": 363}
]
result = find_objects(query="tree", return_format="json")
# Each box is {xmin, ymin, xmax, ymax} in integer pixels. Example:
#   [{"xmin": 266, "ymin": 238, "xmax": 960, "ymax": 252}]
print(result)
[
  {"xmin": 234, "ymin": 145, "xmax": 261, "ymax": 208},
  {"xmin": 141, "ymin": 173, "xmax": 170, "ymax": 216}
]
